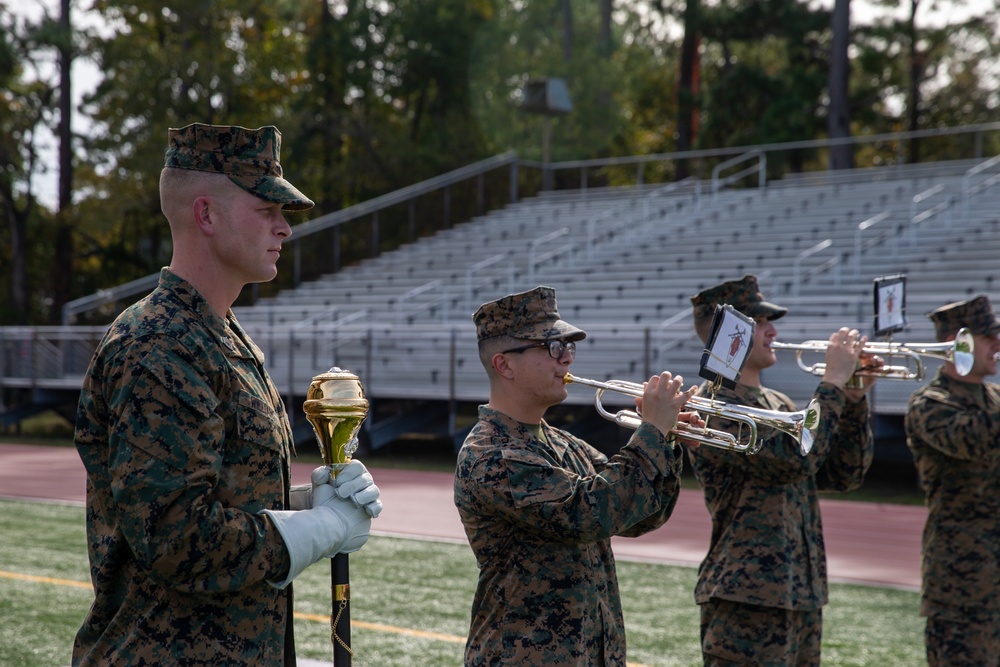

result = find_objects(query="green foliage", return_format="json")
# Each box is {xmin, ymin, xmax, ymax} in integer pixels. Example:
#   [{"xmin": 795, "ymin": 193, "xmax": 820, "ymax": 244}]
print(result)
[
  {"xmin": 468, "ymin": 1, "xmax": 634, "ymax": 165},
  {"xmin": 696, "ymin": 0, "xmax": 830, "ymax": 161},
  {"xmin": 0, "ymin": 497, "xmax": 926, "ymax": 667},
  {"xmin": 3, "ymin": 0, "xmax": 1000, "ymax": 322}
]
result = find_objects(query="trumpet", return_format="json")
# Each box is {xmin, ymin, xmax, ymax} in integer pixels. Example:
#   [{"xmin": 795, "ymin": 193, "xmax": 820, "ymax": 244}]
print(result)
[
  {"xmin": 563, "ymin": 373, "xmax": 820, "ymax": 456},
  {"xmin": 771, "ymin": 328, "xmax": 974, "ymax": 381}
]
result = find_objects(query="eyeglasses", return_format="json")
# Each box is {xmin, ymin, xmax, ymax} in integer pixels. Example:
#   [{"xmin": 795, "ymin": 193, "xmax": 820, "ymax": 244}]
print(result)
[{"xmin": 502, "ymin": 339, "xmax": 576, "ymax": 361}]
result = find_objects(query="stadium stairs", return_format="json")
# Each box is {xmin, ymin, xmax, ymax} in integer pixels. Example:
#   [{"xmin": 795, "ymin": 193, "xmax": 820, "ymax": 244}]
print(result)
[{"xmin": 3, "ymin": 155, "xmax": 999, "ymax": 463}]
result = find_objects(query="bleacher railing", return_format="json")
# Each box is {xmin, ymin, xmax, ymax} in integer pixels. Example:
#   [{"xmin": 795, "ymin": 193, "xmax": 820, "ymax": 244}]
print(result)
[{"xmin": 60, "ymin": 122, "xmax": 1000, "ymax": 326}]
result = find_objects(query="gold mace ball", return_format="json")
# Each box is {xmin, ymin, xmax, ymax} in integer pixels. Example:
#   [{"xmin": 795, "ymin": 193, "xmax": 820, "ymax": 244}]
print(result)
[{"xmin": 303, "ymin": 367, "xmax": 370, "ymax": 472}]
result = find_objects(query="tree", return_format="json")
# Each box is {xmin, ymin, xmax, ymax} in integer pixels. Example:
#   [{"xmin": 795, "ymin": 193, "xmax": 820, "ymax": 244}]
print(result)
[
  {"xmin": 676, "ymin": 0, "xmax": 702, "ymax": 177},
  {"xmin": 52, "ymin": 0, "xmax": 76, "ymax": 323},
  {"xmin": 77, "ymin": 0, "xmax": 305, "ymax": 285},
  {"xmin": 827, "ymin": 0, "xmax": 854, "ymax": 169},
  {"xmin": 0, "ymin": 6, "xmax": 62, "ymax": 324},
  {"xmin": 695, "ymin": 0, "xmax": 831, "ymax": 172},
  {"xmin": 861, "ymin": 0, "xmax": 995, "ymax": 163}
]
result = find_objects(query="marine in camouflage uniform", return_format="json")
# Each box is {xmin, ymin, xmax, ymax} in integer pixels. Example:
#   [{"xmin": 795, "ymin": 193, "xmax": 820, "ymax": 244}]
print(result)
[
  {"xmin": 687, "ymin": 276, "xmax": 875, "ymax": 666},
  {"xmin": 454, "ymin": 286, "xmax": 699, "ymax": 666},
  {"xmin": 73, "ymin": 124, "xmax": 377, "ymax": 666},
  {"xmin": 905, "ymin": 295, "xmax": 1000, "ymax": 667}
]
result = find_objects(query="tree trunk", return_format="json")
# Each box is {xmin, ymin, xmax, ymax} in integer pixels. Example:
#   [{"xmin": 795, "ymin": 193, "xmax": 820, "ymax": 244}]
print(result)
[
  {"xmin": 599, "ymin": 0, "xmax": 612, "ymax": 56},
  {"xmin": 827, "ymin": 0, "xmax": 853, "ymax": 170},
  {"xmin": 561, "ymin": 0, "xmax": 573, "ymax": 62},
  {"xmin": 907, "ymin": 0, "xmax": 922, "ymax": 163},
  {"xmin": 676, "ymin": 0, "xmax": 701, "ymax": 179},
  {"xmin": 51, "ymin": 0, "xmax": 74, "ymax": 323}
]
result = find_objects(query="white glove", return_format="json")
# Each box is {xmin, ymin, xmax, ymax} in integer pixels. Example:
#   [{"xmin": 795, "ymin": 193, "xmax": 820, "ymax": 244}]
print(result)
[
  {"xmin": 262, "ymin": 467, "xmax": 371, "ymax": 589},
  {"xmin": 317, "ymin": 459, "xmax": 383, "ymax": 518},
  {"xmin": 289, "ymin": 483, "xmax": 312, "ymax": 511}
]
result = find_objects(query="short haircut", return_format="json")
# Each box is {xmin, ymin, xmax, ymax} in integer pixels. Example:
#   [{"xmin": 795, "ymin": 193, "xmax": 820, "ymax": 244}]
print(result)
[
  {"xmin": 159, "ymin": 167, "xmax": 236, "ymax": 213},
  {"xmin": 477, "ymin": 334, "xmax": 521, "ymax": 377}
]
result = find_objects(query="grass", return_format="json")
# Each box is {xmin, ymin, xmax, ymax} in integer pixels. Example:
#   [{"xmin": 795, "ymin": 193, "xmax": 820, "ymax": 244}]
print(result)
[{"xmin": 0, "ymin": 498, "xmax": 925, "ymax": 667}]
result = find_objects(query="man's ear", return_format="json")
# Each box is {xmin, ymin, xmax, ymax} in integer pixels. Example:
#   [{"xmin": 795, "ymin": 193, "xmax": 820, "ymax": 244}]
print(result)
[
  {"xmin": 492, "ymin": 352, "xmax": 514, "ymax": 380},
  {"xmin": 192, "ymin": 195, "xmax": 215, "ymax": 235}
]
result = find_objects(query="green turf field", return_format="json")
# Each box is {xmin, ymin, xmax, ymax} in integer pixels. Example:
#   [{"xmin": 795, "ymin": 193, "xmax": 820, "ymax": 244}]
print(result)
[{"xmin": 0, "ymin": 498, "xmax": 924, "ymax": 666}]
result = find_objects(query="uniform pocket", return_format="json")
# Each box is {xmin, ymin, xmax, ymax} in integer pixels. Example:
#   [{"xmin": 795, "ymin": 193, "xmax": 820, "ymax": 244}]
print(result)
[{"xmin": 234, "ymin": 390, "xmax": 285, "ymax": 453}]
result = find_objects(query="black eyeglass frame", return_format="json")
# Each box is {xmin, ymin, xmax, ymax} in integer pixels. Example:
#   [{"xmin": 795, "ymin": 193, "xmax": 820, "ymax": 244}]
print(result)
[{"xmin": 501, "ymin": 339, "xmax": 576, "ymax": 361}]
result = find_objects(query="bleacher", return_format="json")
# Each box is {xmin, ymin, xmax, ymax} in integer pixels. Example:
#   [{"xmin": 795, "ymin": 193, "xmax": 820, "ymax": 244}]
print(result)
[
  {"xmin": 231, "ymin": 158, "xmax": 1000, "ymax": 429},
  {"xmin": 3, "ymin": 151, "xmax": 999, "ymax": 451}
]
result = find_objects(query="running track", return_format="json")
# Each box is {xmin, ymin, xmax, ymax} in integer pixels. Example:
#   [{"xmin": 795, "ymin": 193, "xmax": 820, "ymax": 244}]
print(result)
[{"xmin": 0, "ymin": 443, "xmax": 925, "ymax": 590}]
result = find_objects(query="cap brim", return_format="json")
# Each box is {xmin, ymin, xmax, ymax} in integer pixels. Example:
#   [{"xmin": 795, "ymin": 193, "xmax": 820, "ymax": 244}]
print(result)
[
  {"xmin": 515, "ymin": 320, "xmax": 587, "ymax": 342},
  {"xmin": 747, "ymin": 302, "xmax": 787, "ymax": 321},
  {"xmin": 236, "ymin": 175, "xmax": 315, "ymax": 211}
]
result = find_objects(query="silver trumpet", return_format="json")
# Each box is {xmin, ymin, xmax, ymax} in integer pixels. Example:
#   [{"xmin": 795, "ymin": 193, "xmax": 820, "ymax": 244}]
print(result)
[
  {"xmin": 563, "ymin": 373, "xmax": 820, "ymax": 456},
  {"xmin": 771, "ymin": 327, "xmax": 975, "ymax": 381}
]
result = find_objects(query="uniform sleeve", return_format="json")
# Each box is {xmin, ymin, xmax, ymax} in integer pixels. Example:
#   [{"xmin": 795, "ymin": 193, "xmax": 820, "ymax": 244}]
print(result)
[
  {"xmin": 812, "ymin": 384, "xmax": 874, "ymax": 491},
  {"xmin": 467, "ymin": 423, "xmax": 680, "ymax": 544},
  {"xmin": 105, "ymin": 340, "xmax": 289, "ymax": 592},
  {"xmin": 690, "ymin": 383, "xmax": 872, "ymax": 490},
  {"xmin": 906, "ymin": 387, "xmax": 1000, "ymax": 462}
]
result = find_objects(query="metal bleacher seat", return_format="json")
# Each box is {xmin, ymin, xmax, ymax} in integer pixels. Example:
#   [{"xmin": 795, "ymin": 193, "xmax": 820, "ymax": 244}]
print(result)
[{"xmin": 231, "ymin": 159, "xmax": 1000, "ymax": 418}]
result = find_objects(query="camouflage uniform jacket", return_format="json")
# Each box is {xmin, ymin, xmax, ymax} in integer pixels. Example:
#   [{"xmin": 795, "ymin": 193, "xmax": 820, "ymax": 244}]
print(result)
[
  {"xmin": 687, "ymin": 382, "xmax": 873, "ymax": 611},
  {"xmin": 73, "ymin": 268, "xmax": 297, "ymax": 666},
  {"xmin": 453, "ymin": 405, "xmax": 684, "ymax": 666},
  {"xmin": 905, "ymin": 369, "xmax": 1000, "ymax": 620}
]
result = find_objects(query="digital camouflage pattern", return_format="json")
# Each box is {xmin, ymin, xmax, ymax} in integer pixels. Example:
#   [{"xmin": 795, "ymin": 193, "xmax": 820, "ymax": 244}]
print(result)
[
  {"xmin": 700, "ymin": 598, "xmax": 822, "ymax": 666},
  {"xmin": 926, "ymin": 616, "xmax": 1000, "ymax": 666},
  {"xmin": 690, "ymin": 275, "xmax": 787, "ymax": 322},
  {"xmin": 927, "ymin": 294, "xmax": 1000, "ymax": 339},
  {"xmin": 686, "ymin": 381, "xmax": 873, "ymax": 664},
  {"xmin": 473, "ymin": 285, "xmax": 587, "ymax": 342},
  {"xmin": 164, "ymin": 123, "xmax": 314, "ymax": 211},
  {"xmin": 905, "ymin": 368, "xmax": 1000, "ymax": 663},
  {"xmin": 454, "ymin": 405, "xmax": 683, "ymax": 666},
  {"xmin": 74, "ymin": 268, "xmax": 297, "ymax": 667}
]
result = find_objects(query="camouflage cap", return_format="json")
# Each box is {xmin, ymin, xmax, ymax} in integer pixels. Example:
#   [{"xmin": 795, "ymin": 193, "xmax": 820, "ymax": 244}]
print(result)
[
  {"xmin": 473, "ymin": 286, "xmax": 587, "ymax": 342},
  {"xmin": 690, "ymin": 274, "xmax": 787, "ymax": 321},
  {"xmin": 928, "ymin": 295, "xmax": 1000, "ymax": 339},
  {"xmin": 164, "ymin": 123, "xmax": 314, "ymax": 211}
]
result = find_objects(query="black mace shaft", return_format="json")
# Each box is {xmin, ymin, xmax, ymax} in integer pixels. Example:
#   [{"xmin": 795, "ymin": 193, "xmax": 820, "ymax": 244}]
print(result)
[{"xmin": 331, "ymin": 553, "xmax": 351, "ymax": 665}]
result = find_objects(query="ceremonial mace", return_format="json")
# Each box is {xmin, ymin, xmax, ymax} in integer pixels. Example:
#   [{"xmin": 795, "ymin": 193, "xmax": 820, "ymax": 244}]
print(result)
[{"xmin": 304, "ymin": 367, "xmax": 370, "ymax": 666}]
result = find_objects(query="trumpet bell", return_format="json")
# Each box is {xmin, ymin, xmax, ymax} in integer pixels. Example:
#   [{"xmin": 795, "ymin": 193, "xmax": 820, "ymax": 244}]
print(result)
[
  {"xmin": 951, "ymin": 328, "xmax": 975, "ymax": 376},
  {"xmin": 771, "ymin": 327, "xmax": 976, "ymax": 381}
]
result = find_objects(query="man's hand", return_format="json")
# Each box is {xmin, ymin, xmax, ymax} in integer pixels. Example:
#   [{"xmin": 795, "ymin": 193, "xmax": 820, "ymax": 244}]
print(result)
[
  {"xmin": 674, "ymin": 410, "xmax": 707, "ymax": 448},
  {"xmin": 821, "ymin": 328, "xmax": 864, "ymax": 385},
  {"xmin": 633, "ymin": 371, "xmax": 700, "ymax": 440},
  {"xmin": 315, "ymin": 460, "xmax": 383, "ymax": 518},
  {"xmin": 843, "ymin": 351, "xmax": 883, "ymax": 402}
]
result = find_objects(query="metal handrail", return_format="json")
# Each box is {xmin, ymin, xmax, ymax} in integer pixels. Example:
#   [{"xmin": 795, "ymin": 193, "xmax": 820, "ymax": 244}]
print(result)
[
  {"xmin": 854, "ymin": 211, "xmax": 893, "ymax": 276},
  {"xmin": 63, "ymin": 152, "xmax": 521, "ymax": 324},
  {"xmin": 794, "ymin": 240, "xmax": 836, "ymax": 297},
  {"xmin": 61, "ymin": 273, "xmax": 160, "ymax": 325},
  {"xmin": 909, "ymin": 184, "xmax": 954, "ymax": 245},
  {"xmin": 712, "ymin": 150, "xmax": 766, "ymax": 203},
  {"xmin": 962, "ymin": 154, "xmax": 1000, "ymax": 219},
  {"xmin": 59, "ymin": 122, "xmax": 1000, "ymax": 326},
  {"xmin": 393, "ymin": 281, "xmax": 443, "ymax": 324},
  {"xmin": 528, "ymin": 228, "xmax": 570, "ymax": 284}
]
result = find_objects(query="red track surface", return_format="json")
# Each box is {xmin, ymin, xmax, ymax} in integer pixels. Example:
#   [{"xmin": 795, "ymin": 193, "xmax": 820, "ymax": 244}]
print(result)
[{"xmin": 0, "ymin": 443, "xmax": 925, "ymax": 590}]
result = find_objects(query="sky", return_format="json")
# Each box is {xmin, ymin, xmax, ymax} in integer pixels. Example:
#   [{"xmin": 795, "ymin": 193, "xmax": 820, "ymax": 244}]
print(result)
[{"xmin": 10, "ymin": 0, "xmax": 998, "ymax": 210}]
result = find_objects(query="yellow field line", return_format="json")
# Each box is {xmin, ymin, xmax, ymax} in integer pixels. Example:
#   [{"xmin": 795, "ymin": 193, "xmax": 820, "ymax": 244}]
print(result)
[
  {"xmin": 295, "ymin": 611, "xmax": 466, "ymax": 643},
  {"xmin": 0, "ymin": 569, "xmax": 656, "ymax": 666},
  {"xmin": 0, "ymin": 569, "xmax": 92, "ymax": 589}
]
